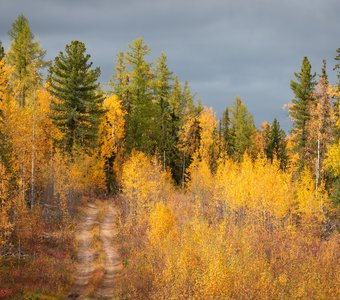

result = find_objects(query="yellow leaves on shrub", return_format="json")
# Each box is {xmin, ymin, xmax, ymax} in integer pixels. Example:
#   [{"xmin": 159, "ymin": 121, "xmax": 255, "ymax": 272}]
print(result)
[
  {"xmin": 148, "ymin": 202, "xmax": 176, "ymax": 245},
  {"xmin": 214, "ymin": 157, "xmax": 238, "ymax": 207},
  {"xmin": 198, "ymin": 107, "xmax": 217, "ymax": 160},
  {"xmin": 186, "ymin": 153, "xmax": 213, "ymax": 200},
  {"xmin": 178, "ymin": 107, "xmax": 216, "ymax": 160},
  {"xmin": 324, "ymin": 140, "xmax": 340, "ymax": 175},
  {"xmin": 100, "ymin": 95, "xmax": 126, "ymax": 159},
  {"xmin": 295, "ymin": 169, "xmax": 329, "ymax": 221},
  {"xmin": 122, "ymin": 151, "xmax": 171, "ymax": 215},
  {"xmin": 0, "ymin": 162, "xmax": 11, "ymax": 203},
  {"xmin": 69, "ymin": 153, "xmax": 106, "ymax": 194},
  {"xmin": 0, "ymin": 87, "xmax": 58, "ymax": 194},
  {"xmin": 252, "ymin": 157, "xmax": 293, "ymax": 218},
  {"xmin": 0, "ymin": 59, "xmax": 12, "ymax": 101},
  {"xmin": 214, "ymin": 154, "xmax": 293, "ymax": 218},
  {"xmin": 278, "ymin": 274, "xmax": 288, "ymax": 286},
  {"xmin": 327, "ymin": 84, "xmax": 339, "ymax": 97}
]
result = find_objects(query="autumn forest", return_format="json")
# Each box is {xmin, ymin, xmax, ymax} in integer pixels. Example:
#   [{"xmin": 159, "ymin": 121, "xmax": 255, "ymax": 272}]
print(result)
[{"xmin": 0, "ymin": 15, "xmax": 339, "ymax": 299}]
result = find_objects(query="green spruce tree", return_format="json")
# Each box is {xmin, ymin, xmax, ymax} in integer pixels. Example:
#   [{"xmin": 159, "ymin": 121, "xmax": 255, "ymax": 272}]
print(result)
[
  {"xmin": 289, "ymin": 56, "xmax": 316, "ymax": 170},
  {"xmin": 265, "ymin": 118, "xmax": 288, "ymax": 170},
  {"xmin": 49, "ymin": 40, "xmax": 104, "ymax": 155},
  {"xmin": 168, "ymin": 76, "xmax": 195, "ymax": 184}
]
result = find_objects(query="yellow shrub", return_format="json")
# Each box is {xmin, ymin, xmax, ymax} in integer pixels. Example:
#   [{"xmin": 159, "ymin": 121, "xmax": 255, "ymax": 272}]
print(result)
[
  {"xmin": 122, "ymin": 151, "xmax": 171, "ymax": 216},
  {"xmin": 148, "ymin": 202, "xmax": 176, "ymax": 244}
]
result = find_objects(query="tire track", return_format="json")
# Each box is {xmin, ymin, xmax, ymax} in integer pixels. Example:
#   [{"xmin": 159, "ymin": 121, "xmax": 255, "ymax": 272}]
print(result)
[
  {"xmin": 68, "ymin": 201, "xmax": 122, "ymax": 299},
  {"xmin": 68, "ymin": 203, "xmax": 99, "ymax": 299},
  {"xmin": 94, "ymin": 204, "xmax": 123, "ymax": 299}
]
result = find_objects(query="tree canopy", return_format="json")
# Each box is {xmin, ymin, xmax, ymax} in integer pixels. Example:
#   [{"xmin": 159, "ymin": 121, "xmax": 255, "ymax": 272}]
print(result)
[{"xmin": 49, "ymin": 40, "xmax": 104, "ymax": 154}]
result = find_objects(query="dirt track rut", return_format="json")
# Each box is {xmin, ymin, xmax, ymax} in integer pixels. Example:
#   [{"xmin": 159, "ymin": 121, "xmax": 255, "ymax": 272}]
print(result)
[{"xmin": 68, "ymin": 201, "xmax": 122, "ymax": 299}]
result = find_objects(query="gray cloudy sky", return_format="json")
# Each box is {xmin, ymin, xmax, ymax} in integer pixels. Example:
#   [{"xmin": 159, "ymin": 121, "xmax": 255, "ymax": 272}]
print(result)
[{"xmin": 1, "ymin": 0, "xmax": 340, "ymax": 131}]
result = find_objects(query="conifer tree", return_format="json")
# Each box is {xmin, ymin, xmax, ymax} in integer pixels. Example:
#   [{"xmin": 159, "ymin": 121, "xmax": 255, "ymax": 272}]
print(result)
[
  {"xmin": 265, "ymin": 118, "xmax": 288, "ymax": 170},
  {"xmin": 153, "ymin": 53, "xmax": 173, "ymax": 167},
  {"xmin": 110, "ymin": 40, "xmax": 197, "ymax": 183},
  {"xmin": 182, "ymin": 81, "xmax": 195, "ymax": 114},
  {"xmin": 229, "ymin": 97, "xmax": 256, "ymax": 160},
  {"xmin": 124, "ymin": 38, "xmax": 156, "ymax": 154},
  {"xmin": 168, "ymin": 76, "xmax": 192, "ymax": 183},
  {"xmin": 289, "ymin": 56, "xmax": 316, "ymax": 170},
  {"xmin": 111, "ymin": 51, "xmax": 130, "ymax": 112},
  {"xmin": 6, "ymin": 15, "xmax": 48, "ymax": 107},
  {"xmin": 178, "ymin": 104, "xmax": 203, "ymax": 181},
  {"xmin": 220, "ymin": 107, "xmax": 234, "ymax": 156},
  {"xmin": 49, "ymin": 40, "xmax": 104, "ymax": 155},
  {"xmin": 334, "ymin": 48, "xmax": 340, "ymax": 87},
  {"xmin": 259, "ymin": 121, "xmax": 271, "ymax": 152},
  {"xmin": 0, "ymin": 40, "xmax": 4, "ymax": 61}
]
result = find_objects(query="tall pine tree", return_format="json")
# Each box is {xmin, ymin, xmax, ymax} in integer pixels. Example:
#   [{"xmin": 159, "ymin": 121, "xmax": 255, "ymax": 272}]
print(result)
[
  {"xmin": 49, "ymin": 40, "xmax": 104, "ymax": 155},
  {"xmin": 265, "ymin": 118, "xmax": 288, "ymax": 170},
  {"xmin": 289, "ymin": 56, "xmax": 316, "ymax": 170}
]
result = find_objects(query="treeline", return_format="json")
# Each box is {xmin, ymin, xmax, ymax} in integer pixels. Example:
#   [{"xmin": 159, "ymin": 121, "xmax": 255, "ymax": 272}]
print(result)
[
  {"xmin": 1, "ymin": 16, "xmax": 339, "ymax": 201},
  {"xmin": 0, "ymin": 14, "xmax": 339, "ymax": 298}
]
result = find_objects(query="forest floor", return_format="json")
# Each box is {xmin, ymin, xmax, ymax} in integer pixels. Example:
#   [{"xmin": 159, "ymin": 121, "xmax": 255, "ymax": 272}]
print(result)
[{"xmin": 68, "ymin": 200, "xmax": 123, "ymax": 299}]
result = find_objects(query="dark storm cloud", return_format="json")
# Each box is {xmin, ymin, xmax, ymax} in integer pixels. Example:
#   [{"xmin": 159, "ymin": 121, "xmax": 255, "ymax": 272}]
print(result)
[{"xmin": 1, "ymin": 0, "xmax": 340, "ymax": 130}]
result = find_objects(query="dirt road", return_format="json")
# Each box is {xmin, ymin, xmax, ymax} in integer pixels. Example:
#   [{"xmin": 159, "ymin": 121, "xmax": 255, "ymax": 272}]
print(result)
[{"xmin": 68, "ymin": 201, "xmax": 122, "ymax": 299}]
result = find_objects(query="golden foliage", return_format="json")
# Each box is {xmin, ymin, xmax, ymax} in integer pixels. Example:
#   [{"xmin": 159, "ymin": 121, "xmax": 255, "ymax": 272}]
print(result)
[
  {"xmin": 70, "ymin": 153, "xmax": 106, "ymax": 194},
  {"xmin": 121, "ymin": 151, "xmax": 337, "ymax": 299},
  {"xmin": 121, "ymin": 151, "xmax": 171, "ymax": 216},
  {"xmin": 0, "ymin": 59, "xmax": 12, "ymax": 101},
  {"xmin": 324, "ymin": 84, "xmax": 340, "ymax": 175},
  {"xmin": 100, "ymin": 95, "xmax": 126, "ymax": 159},
  {"xmin": 295, "ymin": 169, "xmax": 329, "ymax": 221},
  {"xmin": 148, "ymin": 202, "xmax": 176, "ymax": 245},
  {"xmin": 198, "ymin": 107, "xmax": 217, "ymax": 160},
  {"xmin": 0, "ymin": 196, "xmax": 13, "ymax": 255},
  {"xmin": 213, "ymin": 154, "xmax": 294, "ymax": 219},
  {"xmin": 325, "ymin": 140, "xmax": 340, "ymax": 175}
]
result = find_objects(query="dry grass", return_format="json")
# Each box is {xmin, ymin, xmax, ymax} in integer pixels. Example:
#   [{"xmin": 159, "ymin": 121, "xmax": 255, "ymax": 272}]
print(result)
[{"xmin": 0, "ymin": 223, "xmax": 76, "ymax": 299}]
